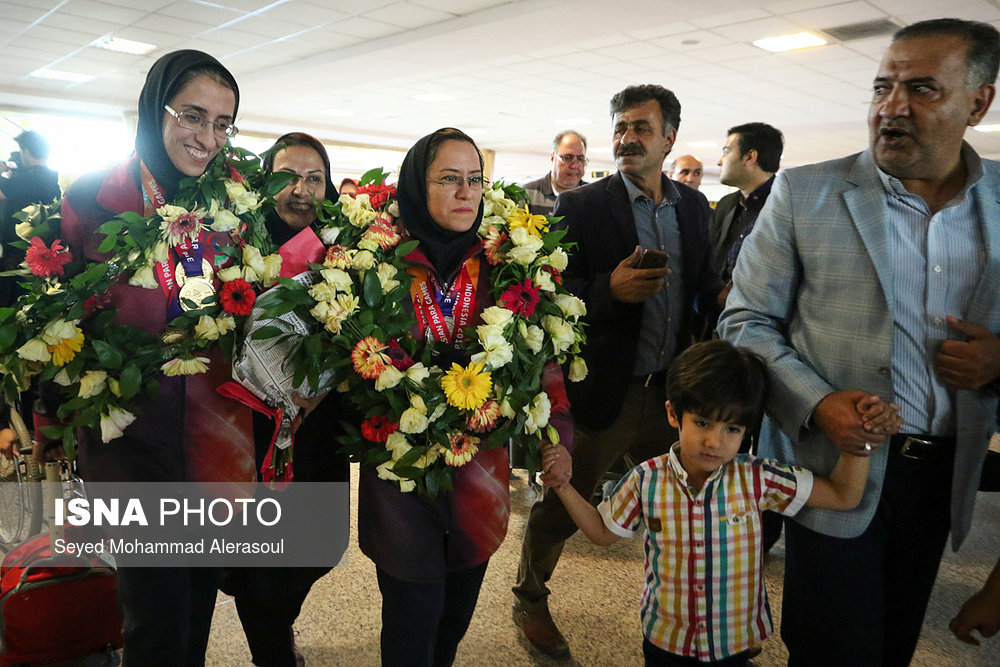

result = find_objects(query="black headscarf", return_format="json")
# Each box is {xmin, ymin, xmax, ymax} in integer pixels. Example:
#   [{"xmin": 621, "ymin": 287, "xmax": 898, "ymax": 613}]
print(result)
[
  {"xmin": 397, "ymin": 128, "xmax": 484, "ymax": 280},
  {"xmin": 135, "ymin": 50, "xmax": 239, "ymax": 200}
]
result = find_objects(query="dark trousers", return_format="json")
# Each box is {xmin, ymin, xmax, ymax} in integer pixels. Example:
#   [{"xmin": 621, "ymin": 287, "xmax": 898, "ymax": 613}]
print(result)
[
  {"xmin": 117, "ymin": 566, "xmax": 219, "ymax": 667},
  {"xmin": 642, "ymin": 639, "xmax": 749, "ymax": 666},
  {"xmin": 781, "ymin": 448, "xmax": 953, "ymax": 666},
  {"xmin": 513, "ymin": 383, "xmax": 676, "ymax": 609},
  {"xmin": 221, "ymin": 566, "xmax": 330, "ymax": 666},
  {"xmin": 376, "ymin": 561, "xmax": 488, "ymax": 667}
]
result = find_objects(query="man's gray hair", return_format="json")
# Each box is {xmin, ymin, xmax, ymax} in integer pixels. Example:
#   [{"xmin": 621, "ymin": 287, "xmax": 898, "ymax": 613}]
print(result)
[{"xmin": 552, "ymin": 130, "xmax": 587, "ymax": 151}]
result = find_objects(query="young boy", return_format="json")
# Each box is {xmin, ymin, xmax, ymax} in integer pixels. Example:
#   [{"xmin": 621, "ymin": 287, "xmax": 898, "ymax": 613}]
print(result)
[{"xmin": 542, "ymin": 339, "xmax": 901, "ymax": 666}]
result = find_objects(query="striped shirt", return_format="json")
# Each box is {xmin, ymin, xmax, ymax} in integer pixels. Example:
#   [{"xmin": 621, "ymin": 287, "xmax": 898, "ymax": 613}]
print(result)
[
  {"xmin": 599, "ymin": 444, "xmax": 813, "ymax": 661},
  {"xmin": 879, "ymin": 143, "xmax": 985, "ymax": 435}
]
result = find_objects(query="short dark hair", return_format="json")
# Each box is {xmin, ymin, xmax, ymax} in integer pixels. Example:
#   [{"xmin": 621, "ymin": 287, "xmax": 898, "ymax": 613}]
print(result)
[
  {"xmin": 15, "ymin": 130, "xmax": 50, "ymax": 160},
  {"xmin": 609, "ymin": 84, "xmax": 681, "ymax": 134},
  {"xmin": 264, "ymin": 131, "xmax": 335, "ymax": 197},
  {"xmin": 726, "ymin": 122, "xmax": 784, "ymax": 173},
  {"xmin": 666, "ymin": 340, "xmax": 768, "ymax": 433},
  {"xmin": 893, "ymin": 18, "xmax": 1000, "ymax": 87},
  {"xmin": 552, "ymin": 130, "xmax": 587, "ymax": 151}
]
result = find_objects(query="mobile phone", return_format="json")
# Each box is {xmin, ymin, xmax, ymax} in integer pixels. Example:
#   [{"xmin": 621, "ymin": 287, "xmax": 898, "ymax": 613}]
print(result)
[{"xmin": 636, "ymin": 248, "xmax": 667, "ymax": 269}]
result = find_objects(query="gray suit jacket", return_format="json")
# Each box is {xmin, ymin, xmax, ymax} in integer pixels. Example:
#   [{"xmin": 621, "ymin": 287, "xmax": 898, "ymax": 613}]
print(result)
[{"xmin": 718, "ymin": 148, "xmax": 1000, "ymax": 547}]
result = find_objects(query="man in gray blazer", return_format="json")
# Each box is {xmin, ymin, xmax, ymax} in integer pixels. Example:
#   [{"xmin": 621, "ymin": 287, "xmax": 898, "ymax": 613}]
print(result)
[{"xmin": 719, "ymin": 18, "xmax": 1000, "ymax": 667}]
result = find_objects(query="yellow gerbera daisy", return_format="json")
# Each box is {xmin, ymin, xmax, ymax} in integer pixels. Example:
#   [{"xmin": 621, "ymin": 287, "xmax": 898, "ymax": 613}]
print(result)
[
  {"xmin": 441, "ymin": 362, "xmax": 492, "ymax": 410},
  {"xmin": 506, "ymin": 206, "xmax": 549, "ymax": 237},
  {"xmin": 47, "ymin": 330, "xmax": 85, "ymax": 366},
  {"xmin": 443, "ymin": 432, "xmax": 480, "ymax": 467}
]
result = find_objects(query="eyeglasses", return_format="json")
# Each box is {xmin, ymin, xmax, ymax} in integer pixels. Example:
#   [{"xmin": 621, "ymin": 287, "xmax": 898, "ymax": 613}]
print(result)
[
  {"xmin": 426, "ymin": 175, "xmax": 490, "ymax": 190},
  {"xmin": 555, "ymin": 154, "xmax": 589, "ymax": 165},
  {"xmin": 164, "ymin": 105, "xmax": 239, "ymax": 138}
]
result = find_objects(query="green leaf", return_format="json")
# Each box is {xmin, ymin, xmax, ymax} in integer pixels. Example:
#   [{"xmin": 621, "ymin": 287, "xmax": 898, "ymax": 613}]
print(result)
[
  {"xmin": 93, "ymin": 339, "xmax": 124, "ymax": 369},
  {"xmin": 363, "ymin": 270, "xmax": 382, "ymax": 308},
  {"xmin": 0, "ymin": 324, "xmax": 16, "ymax": 350},
  {"xmin": 251, "ymin": 325, "xmax": 285, "ymax": 340},
  {"xmin": 119, "ymin": 364, "xmax": 142, "ymax": 399},
  {"xmin": 359, "ymin": 167, "xmax": 390, "ymax": 186},
  {"xmin": 395, "ymin": 240, "xmax": 418, "ymax": 257}
]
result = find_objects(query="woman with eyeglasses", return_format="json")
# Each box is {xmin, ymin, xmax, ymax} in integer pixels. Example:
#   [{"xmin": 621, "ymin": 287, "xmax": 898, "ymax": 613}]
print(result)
[
  {"xmin": 54, "ymin": 50, "xmax": 252, "ymax": 664},
  {"xmin": 221, "ymin": 132, "xmax": 349, "ymax": 667},
  {"xmin": 357, "ymin": 128, "xmax": 574, "ymax": 667}
]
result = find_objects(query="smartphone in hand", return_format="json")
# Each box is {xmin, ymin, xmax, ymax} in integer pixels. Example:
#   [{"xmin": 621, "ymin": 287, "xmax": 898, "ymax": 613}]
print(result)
[{"xmin": 636, "ymin": 248, "xmax": 667, "ymax": 269}]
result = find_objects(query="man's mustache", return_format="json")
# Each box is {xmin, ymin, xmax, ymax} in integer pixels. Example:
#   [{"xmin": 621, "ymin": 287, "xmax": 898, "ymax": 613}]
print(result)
[{"xmin": 616, "ymin": 143, "xmax": 645, "ymax": 157}]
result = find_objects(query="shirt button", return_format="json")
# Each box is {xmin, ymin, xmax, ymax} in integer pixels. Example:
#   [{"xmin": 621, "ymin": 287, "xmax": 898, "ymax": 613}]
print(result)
[
  {"xmin": 697, "ymin": 622, "xmax": 706, "ymax": 629},
  {"xmin": 879, "ymin": 366, "xmax": 890, "ymax": 376},
  {"xmin": 694, "ymin": 500, "xmax": 702, "ymax": 506},
  {"xmin": 933, "ymin": 265, "xmax": 942, "ymax": 273},
  {"xmin": 695, "ymin": 541, "xmax": 704, "ymax": 549},
  {"xmin": 933, "ymin": 317, "xmax": 942, "ymax": 325},
  {"xmin": 695, "ymin": 584, "xmax": 705, "ymax": 592}
]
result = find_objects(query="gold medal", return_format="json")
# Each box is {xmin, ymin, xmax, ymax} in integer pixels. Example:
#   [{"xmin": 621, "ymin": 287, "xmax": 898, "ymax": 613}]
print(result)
[
  {"xmin": 178, "ymin": 277, "xmax": 215, "ymax": 311},
  {"xmin": 174, "ymin": 259, "xmax": 214, "ymax": 287}
]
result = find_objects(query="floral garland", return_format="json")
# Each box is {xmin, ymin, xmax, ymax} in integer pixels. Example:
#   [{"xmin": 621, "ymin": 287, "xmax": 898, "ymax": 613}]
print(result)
[
  {"xmin": 256, "ymin": 170, "xmax": 587, "ymax": 495},
  {"xmin": 0, "ymin": 148, "xmax": 286, "ymax": 452}
]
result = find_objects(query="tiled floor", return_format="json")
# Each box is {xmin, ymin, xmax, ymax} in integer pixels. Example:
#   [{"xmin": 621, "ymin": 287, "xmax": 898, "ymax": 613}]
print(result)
[{"xmin": 205, "ymin": 465, "xmax": 1000, "ymax": 666}]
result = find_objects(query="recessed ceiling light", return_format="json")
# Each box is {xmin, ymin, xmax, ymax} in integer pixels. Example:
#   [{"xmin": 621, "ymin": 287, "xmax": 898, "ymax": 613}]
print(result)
[
  {"xmin": 973, "ymin": 124, "xmax": 1000, "ymax": 132},
  {"xmin": 322, "ymin": 109, "xmax": 354, "ymax": 117},
  {"xmin": 753, "ymin": 32, "xmax": 827, "ymax": 53},
  {"xmin": 93, "ymin": 36, "xmax": 157, "ymax": 55},
  {"xmin": 413, "ymin": 93, "xmax": 456, "ymax": 102},
  {"xmin": 686, "ymin": 141, "xmax": 717, "ymax": 148},
  {"xmin": 554, "ymin": 118, "xmax": 592, "ymax": 126},
  {"xmin": 29, "ymin": 69, "xmax": 94, "ymax": 83}
]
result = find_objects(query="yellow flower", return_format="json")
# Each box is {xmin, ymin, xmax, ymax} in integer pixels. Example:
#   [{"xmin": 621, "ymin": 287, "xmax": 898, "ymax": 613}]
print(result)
[
  {"xmin": 161, "ymin": 356, "xmax": 210, "ymax": 376},
  {"xmin": 194, "ymin": 315, "xmax": 221, "ymax": 340},
  {"xmin": 78, "ymin": 370, "xmax": 108, "ymax": 399},
  {"xmin": 507, "ymin": 206, "xmax": 549, "ymax": 237},
  {"xmin": 17, "ymin": 337, "xmax": 51, "ymax": 363},
  {"xmin": 441, "ymin": 362, "xmax": 492, "ymax": 411},
  {"xmin": 443, "ymin": 432, "xmax": 480, "ymax": 466},
  {"xmin": 48, "ymin": 330, "xmax": 85, "ymax": 366},
  {"xmin": 569, "ymin": 357, "xmax": 588, "ymax": 382}
]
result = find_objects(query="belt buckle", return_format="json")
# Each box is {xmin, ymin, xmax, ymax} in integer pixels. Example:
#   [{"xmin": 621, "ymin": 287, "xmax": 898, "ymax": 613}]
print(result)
[{"xmin": 900, "ymin": 436, "xmax": 932, "ymax": 459}]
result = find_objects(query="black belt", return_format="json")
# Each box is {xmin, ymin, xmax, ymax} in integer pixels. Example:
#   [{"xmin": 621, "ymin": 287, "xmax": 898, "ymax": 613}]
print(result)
[
  {"xmin": 889, "ymin": 434, "xmax": 956, "ymax": 461},
  {"xmin": 630, "ymin": 370, "xmax": 667, "ymax": 387}
]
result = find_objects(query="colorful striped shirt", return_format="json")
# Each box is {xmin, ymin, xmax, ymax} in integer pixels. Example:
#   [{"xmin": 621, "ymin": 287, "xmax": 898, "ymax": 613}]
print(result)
[{"xmin": 599, "ymin": 444, "xmax": 813, "ymax": 661}]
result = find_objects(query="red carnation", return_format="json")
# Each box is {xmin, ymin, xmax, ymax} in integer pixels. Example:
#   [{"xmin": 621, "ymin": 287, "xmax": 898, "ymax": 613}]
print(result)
[
  {"xmin": 356, "ymin": 182, "xmax": 396, "ymax": 209},
  {"xmin": 386, "ymin": 339, "xmax": 415, "ymax": 371},
  {"xmin": 361, "ymin": 415, "xmax": 399, "ymax": 443},
  {"xmin": 220, "ymin": 278, "xmax": 256, "ymax": 315},
  {"xmin": 499, "ymin": 279, "xmax": 540, "ymax": 318},
  {"xmin": 25, "ymin": 236, "xmax": 72, "ymax": 277}
]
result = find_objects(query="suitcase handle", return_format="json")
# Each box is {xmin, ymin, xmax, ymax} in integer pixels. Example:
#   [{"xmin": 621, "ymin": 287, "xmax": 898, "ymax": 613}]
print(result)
[{"xmin": 14, "ymin": 554, "xmax": 117, "ymax": 593}]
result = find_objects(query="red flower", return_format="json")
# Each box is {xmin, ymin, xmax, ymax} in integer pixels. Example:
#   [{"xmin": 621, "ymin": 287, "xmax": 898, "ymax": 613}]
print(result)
[
  {"xmin": 25, "ymin": 236, "xmax": 72, "ymax": 277},
  {"xmin": 361, "ymin": 415, "xmax": 399, "ymax": 442},
  {"xmin": 228, "ymin": 164, "xmax": 246, "ymax": 184},
  {"xmin": 220, "ymin": 279, "xmax": 256, "ymax": 315},
  {"xmin": 499, "ymin": 279, "xmax": 540, "ymax": 318},
  {"xmin": 355, "ymin": 182, "xmax": 396, "ymax": 209},
  {"xmin": 386, "ymin": 339, "xmax": 415, "ymax": 371}
]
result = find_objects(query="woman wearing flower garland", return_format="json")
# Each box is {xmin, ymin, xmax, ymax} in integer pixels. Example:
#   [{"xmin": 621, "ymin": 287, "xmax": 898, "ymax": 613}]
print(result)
[
  {"xmin": 53, "ymin": 50, "xmax": 253, "ymax": 664},
  {"xmin": 222, "ymin": 132, "xmax": 348, "ymax": 667},
  {"xmin": 358, "ymin": 128, "xmax": 574, "ymax": 666}
]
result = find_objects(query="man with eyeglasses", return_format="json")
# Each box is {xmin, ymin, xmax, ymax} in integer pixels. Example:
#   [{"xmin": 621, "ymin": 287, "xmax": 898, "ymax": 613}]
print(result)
[
  {"xmin": 522, "ymin": 130, "xmax": 588, "ymax": 217},
  {"xmin": 512, "ymin": 84, "xmax": 722, "ymax": 658}
]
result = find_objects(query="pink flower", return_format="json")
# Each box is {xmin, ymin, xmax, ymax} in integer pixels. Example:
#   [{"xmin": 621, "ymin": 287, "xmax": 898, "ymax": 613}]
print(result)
[
  {"xmin": 25, "ymin": 237, "xmax": 72, "ymax": 277},
  {"xmin": 482, "ymin": 225, "xmax": 508, "ymax": 266},
  {"xmin": 499, "ymin": 279, "xmax": 540, "ymax": 318},
  {"xmin": 465, "ymin": 399, "xmax": 501, "ymax": 433},
  {"xmin": 386, "ymin": 339, "xmax": 415, "ymax": 371}
]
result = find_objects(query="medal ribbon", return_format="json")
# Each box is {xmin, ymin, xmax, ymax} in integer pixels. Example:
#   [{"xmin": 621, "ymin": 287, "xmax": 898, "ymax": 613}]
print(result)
[{"xmin": 408, "ymin": 256, "xmax": 480, "ymax": 344}]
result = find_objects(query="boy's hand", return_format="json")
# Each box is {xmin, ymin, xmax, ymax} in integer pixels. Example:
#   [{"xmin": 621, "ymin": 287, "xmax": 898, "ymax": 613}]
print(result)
[
  {"xmin": 856, "ymin": 395, "xmax": 903, "ymax": 442},
  {"xmin": 815, "ymin": 390, "xmax": 885, "ymax": 456},
  {"xmin": 950, "ymin": 588, "xmax": 1000, "ymax": 645},
  {"xmin": 539, "ymin": 443, "xmax": 572, "ymax": 489},
  {"xmin": 0, "ymin": 428, "xmax": 16, "ymax": 460}
]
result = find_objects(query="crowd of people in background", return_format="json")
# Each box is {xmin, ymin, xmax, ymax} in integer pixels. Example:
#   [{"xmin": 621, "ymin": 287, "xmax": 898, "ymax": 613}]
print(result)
[{"xmin": 2, "ymin": 15, "xmax": 1000, "ymax": 667}]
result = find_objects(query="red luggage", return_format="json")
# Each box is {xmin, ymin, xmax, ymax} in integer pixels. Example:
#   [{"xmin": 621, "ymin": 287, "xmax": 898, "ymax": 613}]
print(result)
[{"xmin": 0, "ymin": 534, "xmax": 122, "ymax": 666}]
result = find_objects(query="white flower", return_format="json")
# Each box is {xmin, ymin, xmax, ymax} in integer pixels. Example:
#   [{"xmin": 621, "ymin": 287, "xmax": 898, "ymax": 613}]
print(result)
[
  {"xmin": 156, "ymin": 204, "xmax": 189, "ymax": 221},
  {"xmin": 210, "ymin": 208, "xmax": 240, "ymax": 232},
  {"xmin": 41, "ymin": 319, "xmax": 78, "ymax": 345},
  {"xmin": 471, "ymin": 338, "xmax": 513, "ymax": 368},
  {"xmin": 375, "ymin": 263, "xmax": 400, "ymax": 292},
  {"xmin": 340, "ymin": 194, "xmax": 376, "ymax": 227},
  {"xmin": 480, "ymin": 306, "xmax": 514, "ymax": 328},
  {"xmin": 319, "ymin": 226, "xmax": 341, "ymax": 245},
  {"xmin": 518, "ymin": 321, "xmax": 545, "ymax": 354},
  {"xmin": 309, "ymin": 281, "xmax": 338, "ymax": 303},
  {"xmin": 399, "ymin": 406, "xmax": 429, "ymax": 434},
  {"xmin": 215, "ymin": 316, "xmax": 236, "ymax": 336},
  {"xmin": 352, "ymin": 250, "xmax": 377, "ymax": 270},
  {"xmin": 150, "ymin": 241, "xmax": 169, "ymax": 264},
  {"xmin": 78, "ymin": 370, "xmax": 108, "ymax": 399},
  {"xmin": 17, "ymin": 338, "xmax": 51, "ymax": 362},
  {"xmin": 320, "ymin": 268, "xmax": 353, "ymax": 292},
  {"xmin": 479, "ymin": 214, "xmax": 506, "ymax": 235},
  {"xmin": 194, "ymin": 315, "xmax": 221, "ymax": 340},
  {"xmin": 507, "ymin": 228, "xmax": 545, "ymax": 265},
  {"xmin": 375, "ymin": 365, "xmax": 405, "ymax": 391},
  {"xmin": 385, "ymin": 431, "xmax": 411, "ymax": 460},
  {"xmin": 387, "ymin": 201, "xmax": 400, "ymax": 217},
  {"xmin": 218, "ymin": 266, "xmax": 242, "ymax": 282},
  {"xmin": 476, "ymin": 324, "xmax": 506, "ymax": 347},
  {"xmin": 358, "ymin": 237, "xmax": 379, "ymax": 252},
  {"xmin": 409, "ymin": 394, "xmax": 427, "ymax": 413},
  {"xmin": 128, "ymin": 265, "xmax": 158, "ymax": 289},
  {"xmin": 100, "ymin": 407, "xmax": 136, "ymax": 443},
  {"xmin": 542, "ymin": 315, "xmax": 574, "ymax": 354},
  {"xmin": 553, "ymin": 293, "xmax": 587, "ymax": 320},
  {"xmin": 53, "ymin": 368, "xmax": 74, "ymax": 386},
  {"xmin": 533, "ymin": 269, "xmax": 556, "ymax": 293},
  {"xmin": 233, "ymin": 191, "xmax": 260, "ymax": 214},
  {"xmin": 242, "ymin": 246, "xmax": 266, "ymax": 282},
  {"xmin": 405, "ymin": 363, "xmax": 429, "ymax": 385},
  {"xmin": 260, "ymin": 254, "xmax": 282, "ymax": 286},
  {"xmin": 569, "ymin": 356, "xmax": 589, "ymax": 382},
  {"xmin": 224, "ymin": 179, "xmax": 248, "ymax": 200},
  {"xmin": 14, "ymin": 220, "xmax": 33, "ymax": 240},
  {"xmin": 545, "ymin": 247, "xmax": 569, "ymax": 271},
  {"xmin": 376, "ymin": 459, "xmax": 415, "ymax": 493},
  {"xmin": 499, "ymin": 397, "xmax": 516, "ymax": 419},
  {"xmin": 523, "ymin": 391, "xmax": 551, "ymax": 434},
  {"xmin": 429, "ymin": 403, "xmax": 447, "ymax": 423}
]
